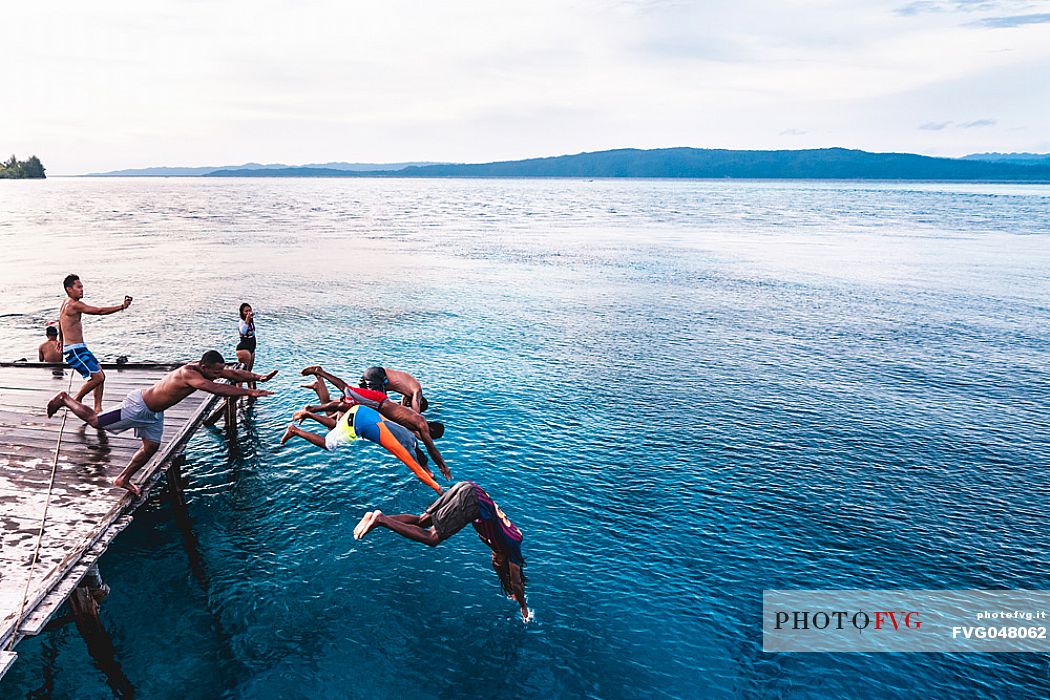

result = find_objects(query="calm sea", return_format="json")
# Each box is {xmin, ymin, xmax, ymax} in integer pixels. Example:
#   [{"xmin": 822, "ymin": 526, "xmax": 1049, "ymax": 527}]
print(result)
[{"xmin": 1, "ymin": 177, "xmax": 1048, "ymax": 699}]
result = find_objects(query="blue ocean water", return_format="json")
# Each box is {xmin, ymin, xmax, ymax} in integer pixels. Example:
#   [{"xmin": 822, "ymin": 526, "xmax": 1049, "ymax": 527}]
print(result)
[{"xmin": 0, "ymin": 177, "xmax": 1048, "ymax": 699}]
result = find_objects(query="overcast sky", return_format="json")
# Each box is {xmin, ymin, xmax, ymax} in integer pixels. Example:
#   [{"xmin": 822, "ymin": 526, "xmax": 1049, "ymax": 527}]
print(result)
[{"xmin": 4, "ymin": 0, "xmax": 1049, "ymax": 174}]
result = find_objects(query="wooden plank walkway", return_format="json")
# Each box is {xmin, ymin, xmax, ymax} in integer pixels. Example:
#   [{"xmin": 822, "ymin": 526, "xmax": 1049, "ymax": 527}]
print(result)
[{"xmin": 0, "ymin": 363, "xmax": 223, "ymax": 674}]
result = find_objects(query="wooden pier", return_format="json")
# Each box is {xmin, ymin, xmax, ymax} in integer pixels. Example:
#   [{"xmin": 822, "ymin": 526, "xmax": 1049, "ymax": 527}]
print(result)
[{"xmin": 0, "ymin": 362, "xmax": 232, "ymax": 679}]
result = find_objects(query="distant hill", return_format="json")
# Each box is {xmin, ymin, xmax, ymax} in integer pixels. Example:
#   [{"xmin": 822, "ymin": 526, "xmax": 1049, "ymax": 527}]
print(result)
[
  {"xmin": 205, "ymin": 147, "xmax": 1050, "ymax": 181},
  {"xmin": 86, "ymin": 162, "xmax": 443, "ymax": 177},
  {"xmin": 960, "ymin": 152, "xmax": 1050, "ymax": 167}
]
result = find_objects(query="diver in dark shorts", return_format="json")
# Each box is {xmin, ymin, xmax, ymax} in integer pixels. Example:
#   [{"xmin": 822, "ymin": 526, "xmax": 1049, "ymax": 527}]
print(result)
[
  {"xmin": 354, "ymin": 481, "xmax": 529, "ymax": 621},
  {"xmin": 361, "ymin": 366, "xmax": 429, "ymax": 413}
]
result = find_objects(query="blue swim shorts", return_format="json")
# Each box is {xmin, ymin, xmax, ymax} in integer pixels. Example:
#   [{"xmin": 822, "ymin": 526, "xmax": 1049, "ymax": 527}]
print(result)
[{"xmin": 63, "ymin": 343, "xmax": 101, "ymax": 379}]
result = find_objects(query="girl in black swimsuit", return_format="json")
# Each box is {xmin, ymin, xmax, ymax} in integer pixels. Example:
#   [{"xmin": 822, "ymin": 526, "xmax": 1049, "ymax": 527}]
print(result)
[{"xmin": 236, "ymin": 302, "xmax": 257, "ymax": 389}]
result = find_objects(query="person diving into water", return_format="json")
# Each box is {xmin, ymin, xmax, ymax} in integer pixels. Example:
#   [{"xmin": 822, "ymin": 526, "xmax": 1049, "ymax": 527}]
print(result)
[
  {"xmin": 279, "ymin": 401, "xmax": 445, "ymax": 494},
  {"xmin": 47, "ymin": 350, "xmax": 277, "ymax": 496},
  {"xmin": 360, "ymin": 365, "xmax": 430, "ymax": 413},
  {"xmin": 299, "ymin": 365, "xmax": 450, "ymax": 479},
  {"xmin": 354, "ymin": 481, "xmax": 529, "ymax": 622}
]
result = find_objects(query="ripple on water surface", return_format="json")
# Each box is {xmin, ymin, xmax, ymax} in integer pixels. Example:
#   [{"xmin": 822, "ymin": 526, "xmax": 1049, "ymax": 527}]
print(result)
[{"xmin": 0, "ymin": 178, "xmax": 1048, "ymax": 699}]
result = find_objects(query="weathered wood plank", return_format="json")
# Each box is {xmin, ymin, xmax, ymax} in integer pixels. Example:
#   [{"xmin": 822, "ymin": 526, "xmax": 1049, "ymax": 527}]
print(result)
[
  {"xmin": 0, "ymin": 394, "xmax": 202, "ymax": 418},
  {"xmin": 0, "ymin": 364, "xmax": 223, "ymax": 667},
  {"xmin": 0, "ymin": 651, "xmax": 15, "ymax": 678},
  {"xmin": 19, "ymin": 516, "xmax": 133, "ymax": 636}
]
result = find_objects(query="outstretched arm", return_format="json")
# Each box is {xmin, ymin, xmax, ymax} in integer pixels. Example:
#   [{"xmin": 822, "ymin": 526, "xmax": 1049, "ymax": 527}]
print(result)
[
  {"xmin": 72, "ymin": 297, "xmax": 132, "ymax": 316},
  {"xmin": 409, "ymin": 390, "xmax": 423, "ymax": 414},
  {"xmin": 221, "ymin": 367, "xmax": 278, "ymax": 383},
  {"xmin": 186, "ymin": 373, "xmax": 274, "ymax": 398}
]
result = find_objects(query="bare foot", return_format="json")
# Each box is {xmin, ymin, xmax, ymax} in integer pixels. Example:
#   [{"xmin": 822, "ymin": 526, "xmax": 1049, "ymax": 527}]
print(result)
[
  {"xmin": 46, "ymin": 392, "xmax": 67, "ymax": 418},
  {"xmin": 114, "ymin": 476, "xmax": 141, "ymax": 498},
  {"xmin": 354, "ymin": 510, "xmax": 382, "ymax": 540},
  {"xmin": 279, "ymin": 422, "xmax": 297, "ymax": 445},
  {"xmin": 292, "ymin": 409, "xmax": 308, "ymax": 423},
  {"xmin": 300, "ymin": 380, "xmax": 321, "ymax": 390},
  {"xmin": 353, "ymin": 511, "xmax": 374, "ymax": 539},
  {"xmin": 301, "ymin": 365, "xmax": 321, "ymax": 376}
]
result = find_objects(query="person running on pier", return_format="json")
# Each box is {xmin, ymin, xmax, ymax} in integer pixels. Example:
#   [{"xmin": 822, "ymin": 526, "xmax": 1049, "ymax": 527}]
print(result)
[
  {"xmin": 47, "ymin": 350, "xmax": 277, "ymax": 497},
  {"xmin": 279, "ymin": 402, "xmax": 444, "ymax": 494},
  {"xmin": 301, "ymin": 365, "xmax": 450, "ymax": 479},
  {"xmin": 354, "ymin": 481, "xmax": 529, "ymax": 622},
  {"xmin": 58, "ymin": 274, "xmax": 133, "ymax": 414},
  {"xmin": 38, "ymin": 325, "xmax": 63, "ymax": 362},
  {"xmin": 361, "ymin": 366, "xmax": 430, "ymax": 413}
]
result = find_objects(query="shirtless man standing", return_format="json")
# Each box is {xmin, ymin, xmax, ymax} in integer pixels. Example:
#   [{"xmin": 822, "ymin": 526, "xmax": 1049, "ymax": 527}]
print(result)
[
  {"xmin": 47, "ymin": 350, "xmax": 277, "ymax": 497},
  {"xmin": 59, "ymin": 274, "xmax": 133, "ymax": 414},
  {"xmin": 361, "ymin": 366, "xmax": 430, "ymax": 413}
]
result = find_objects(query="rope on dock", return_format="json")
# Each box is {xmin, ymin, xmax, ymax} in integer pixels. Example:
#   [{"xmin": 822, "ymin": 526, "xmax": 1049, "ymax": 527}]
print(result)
[{"xmin": 6, "ymin": 368, "xmax": 75, "ymax": 651}]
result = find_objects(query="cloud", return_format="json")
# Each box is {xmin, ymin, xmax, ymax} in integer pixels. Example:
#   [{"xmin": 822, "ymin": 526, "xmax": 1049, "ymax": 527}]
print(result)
[
  {"xmin": 896, "ymin": 1, "xmax": 943, "ymax": 16},
  {"xmin": 919, "ymin": 118, "xmax": 997, "ymax": 130},
  {"xmin": 971, "ymin": 13, "xmax": 1050, "ymax": 27},
  {"xmin": 779, "ymin": 128, "xmax": 807, "ymax": 135},
  {"xmin": 896, "ymin": 1, "xmax": 1031, "ymax": 16}
]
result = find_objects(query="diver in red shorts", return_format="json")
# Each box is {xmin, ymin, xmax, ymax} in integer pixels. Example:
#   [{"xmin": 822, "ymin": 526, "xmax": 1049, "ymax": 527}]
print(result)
[{"xmin": 299, "ymin": 365, "xmax": 450, "ymax": 478}]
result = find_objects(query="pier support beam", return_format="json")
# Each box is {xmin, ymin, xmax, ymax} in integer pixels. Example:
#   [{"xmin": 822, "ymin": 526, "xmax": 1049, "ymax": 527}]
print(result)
[
  {"xmin": 166, "ymin": 453, "xmax": 187, "ymax": 509},
  {"xmin": 224, "ymin": 397, "xmax": 238, "ymax": 441}
]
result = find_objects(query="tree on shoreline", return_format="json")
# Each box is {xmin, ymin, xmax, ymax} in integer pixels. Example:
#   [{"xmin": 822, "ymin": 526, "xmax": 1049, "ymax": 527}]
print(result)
[{"xmin": 0, "ymin": 155, "xmax": 46, "ymax": 179}]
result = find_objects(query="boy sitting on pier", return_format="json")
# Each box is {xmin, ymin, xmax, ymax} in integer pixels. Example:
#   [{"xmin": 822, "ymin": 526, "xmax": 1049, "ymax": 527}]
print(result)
[
  {"xmin": 38, "ymin": 325, "xmax": 62, "ymax": 362},
  {"xmin": 46, "ymin": 351, "xmax": 277, "ymax": 497}
]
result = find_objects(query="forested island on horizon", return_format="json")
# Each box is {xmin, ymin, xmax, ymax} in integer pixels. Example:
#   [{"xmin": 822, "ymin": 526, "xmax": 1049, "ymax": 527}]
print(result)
[
  {"xmin": 83, "ymin": 147, "xmax": 1050, "ymax": 181},
  {"xmin": 0, "ymin": 155, "xmax": 45, "ymax": 179}
]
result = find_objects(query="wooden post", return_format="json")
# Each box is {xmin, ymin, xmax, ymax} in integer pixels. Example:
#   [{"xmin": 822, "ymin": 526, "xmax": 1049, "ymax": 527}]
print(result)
[
  {"xmin": 224, "ymin": 397, "xmax": 237, "ymax": 441},
  {"xmin": 166, "ymin": 453, "xmax": 187, "ymax": 509}
]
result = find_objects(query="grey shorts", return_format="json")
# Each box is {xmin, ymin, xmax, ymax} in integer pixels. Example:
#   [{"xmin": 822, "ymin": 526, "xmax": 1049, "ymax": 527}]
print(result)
[
  {"xmin": 425, "ymin": 481, "xmax": 479, "ymax": 539},
  {"xmin": 96, "ymin": 389, "xmax": 165, "ymax": 443}
]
